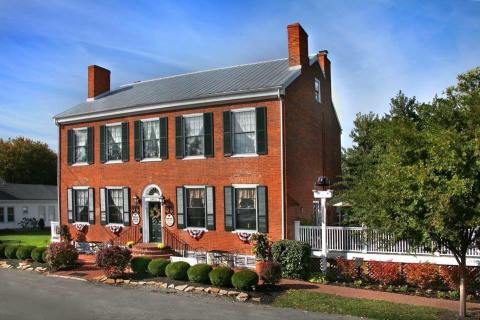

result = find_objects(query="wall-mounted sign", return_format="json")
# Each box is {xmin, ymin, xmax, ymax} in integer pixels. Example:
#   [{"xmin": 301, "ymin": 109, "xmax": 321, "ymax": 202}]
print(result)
[
  {"xmin": 132, "ymin": 213, "xmax": 141, "ymax": 225},
  {"xmin": 165, "ymin": 213, "xmax": 175, "ymax": 227}
]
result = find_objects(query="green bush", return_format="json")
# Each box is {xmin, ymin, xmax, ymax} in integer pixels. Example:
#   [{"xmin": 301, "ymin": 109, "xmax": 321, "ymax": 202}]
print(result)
[
  {"xmin": 231, "ymin": 270, "xmax": 258, "ymax": 291},
  {"xmin": 5, "ymin": 245, "xmax": 20, "ymax": 259},
  {"xmin": 0, "ymin": 244, "xmax": 8, "ymax": 258},
  {"xmin": 42, "ymin": 250, "xmax": 48, "ymax": 262},
  {"xmin": 130, "ymin": 257, "xmax": 152, "ymax": 274},
  {"xmin": 187, "ymin": 264, "xmax": 212, "ymax": 284},
  {"xmin": 31, "ymin": 247, "xmax": 47, "ymax": 263},
  {"xmin": 165, "ymin": 261, "xmax": 190, "ymax": 280},
  {"xmin": 16, "ymin": 246, "xmax": 36, "ymax": 260},
  {"xmin": 148, "ymin": 258, "xmax": 170, "ymax": 277},
  {"xmin": 46, "ymin": 242, "xmax": 78, "ymax": 271},
  {"xmin": 209, "ymin": 267, "xmax": 234, "ymax": 287},
  {"xmin": 272, "ymin": 240, "xmax": 311, "ymax": 280}
]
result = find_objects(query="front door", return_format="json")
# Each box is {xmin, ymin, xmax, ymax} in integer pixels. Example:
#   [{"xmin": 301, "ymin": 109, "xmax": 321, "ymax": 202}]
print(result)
[{"xmin": 148, "ymin": 202, "xmax": 162, "ymax": 243}]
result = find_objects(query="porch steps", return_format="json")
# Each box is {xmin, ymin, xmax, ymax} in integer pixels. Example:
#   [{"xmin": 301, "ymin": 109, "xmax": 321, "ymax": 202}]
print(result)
[{"xmin": 131, "ymin": 243, "xmax": 178, "ymax": 259}]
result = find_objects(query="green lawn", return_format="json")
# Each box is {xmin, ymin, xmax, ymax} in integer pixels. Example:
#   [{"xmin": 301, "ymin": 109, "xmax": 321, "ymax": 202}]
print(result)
[
  {"xmin": 0, "ymin": 230, "xmax": 51, "ymax": 247},
  {"xmin": 273, "ymin": 290, "xmax": 454, "ymax": 320}
]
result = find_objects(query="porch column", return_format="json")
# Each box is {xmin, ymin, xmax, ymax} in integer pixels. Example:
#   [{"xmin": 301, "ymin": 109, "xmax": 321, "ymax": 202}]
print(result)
[{"xmin": 321, "ymin": 197, "xmax": 328, "ymax": 273}]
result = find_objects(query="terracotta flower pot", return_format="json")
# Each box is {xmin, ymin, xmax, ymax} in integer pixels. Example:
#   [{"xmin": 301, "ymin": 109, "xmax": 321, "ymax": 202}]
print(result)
[{"xmin": 256, "ymin": 260, "xmax": 268, "ymax": 275}]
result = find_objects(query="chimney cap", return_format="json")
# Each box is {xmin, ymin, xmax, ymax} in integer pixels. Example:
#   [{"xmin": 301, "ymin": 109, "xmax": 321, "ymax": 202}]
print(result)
[{"xmin": 318, "ymin": 50, "xmax": 329, "ymax": 55}]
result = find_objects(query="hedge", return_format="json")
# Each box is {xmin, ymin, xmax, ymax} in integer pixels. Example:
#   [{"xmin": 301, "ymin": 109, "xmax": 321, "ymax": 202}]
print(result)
[
  {"xmin": 165, "ymin": 261, "xmax": 190, "ymax": 280},
  {"xmin": 272, "ymin": 240, "xmax": 311, "ymax": 279},
  {"xmin": 231, "ymin": 270, "xmax": 258, "ymax": 291},
  {"xmin": 4, "ymin": 245, "xmax": 20, "ymax": 259},
  {"xmin": 31, "ymin": 247, "xmax": 47, "ymax": 263},
  {"xmin": 187, "ymin": 264, "xmax": 212, "ymax": 284},
  {"xmin": 209, "ymin": 267, "xmax": 234, "ymax": 287},
  {"xmin": 130, "ymin": 257, "xmax": 152, "ymax": 274},
  {"xmin": 16, "ymin": 246, "xmax": 36, "ymax": 260},
  {"xmin": 148, "ymin": 258, "xmax": 170, "ymax": 277},
  {"xmin": 0, "ymin": 244, "xmax": 8, "ymax": 258}
]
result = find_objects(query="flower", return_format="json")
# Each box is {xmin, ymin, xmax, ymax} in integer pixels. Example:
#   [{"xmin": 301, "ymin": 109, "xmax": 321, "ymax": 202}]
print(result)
[
  {"xmin": 157, "ymin": 243, "xmax": 166, "ymax": 249},
  {"xmin": 126, "ymin": 241, "xmax": 134, "ymax": 248}
]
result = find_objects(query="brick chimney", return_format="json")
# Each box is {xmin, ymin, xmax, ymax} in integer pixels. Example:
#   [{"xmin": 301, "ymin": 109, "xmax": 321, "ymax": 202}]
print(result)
[
  {"xmin": 88, "ymin": 65, "xmax": 110, "ymax": 99},
  {"xmin": 317, "ymin": 50, "xmax": 331, "ymax": 80},
  {"xmin": 287, "ymin": 23, "xmax": 309, "ymax": 68}
]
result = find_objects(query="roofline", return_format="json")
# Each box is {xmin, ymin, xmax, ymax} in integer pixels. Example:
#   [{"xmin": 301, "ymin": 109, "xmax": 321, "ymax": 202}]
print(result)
[{"xmin": 54, "ymin": 87, "xmax": 284, "ymax": 124}]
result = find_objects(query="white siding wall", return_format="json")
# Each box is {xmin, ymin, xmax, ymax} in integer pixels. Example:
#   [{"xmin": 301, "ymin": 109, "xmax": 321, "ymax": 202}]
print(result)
[{"xmin": 0, "ymin": 200, "xmax": 58, "ymax": 230}]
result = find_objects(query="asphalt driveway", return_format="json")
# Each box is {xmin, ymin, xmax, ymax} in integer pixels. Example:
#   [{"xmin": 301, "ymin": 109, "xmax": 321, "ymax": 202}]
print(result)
[{"xmin": 0, "ymin": 269, "xmax": 356, "ymax": 320}]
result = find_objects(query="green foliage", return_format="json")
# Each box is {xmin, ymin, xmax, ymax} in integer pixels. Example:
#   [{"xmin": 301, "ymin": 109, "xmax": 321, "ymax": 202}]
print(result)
[
  {"xmin": 4, "ymin": 245, "xmax": 20, "ymax": 259},
  {"xmin": 271, "ymin": 240, "xmax": 311, "ymax": 280},
  {"xmin": 308, "ymin": 272, "xmax": 328, "ymax": 284},
  {"xmin": 231, "ymin": 270, "xmax": 258, "ymax": 291},
  {"xmin": 42, "ymin": 250, "xmax": 47, "ymax": 262},
  {"xmin": 0, "ymin": 244, "xmax": 8, "ymax": 258},
  {"xmin": 209, "ymin": 267, "xmax": 234, "ymax": 287},
  {"xmin": 165, "ymin": 261, "xmax": 190, "ymax": 280},
  {"xmin": 148, "ymin": 258, "xmax": 170, "ymax": 277},
  {"xmin": 16, "ymin": 245, "xmax": 35, "ymax": 260},
  {"xmin": 187, "ymin": 263, "xmax": 212, "ymax": 284},
  {"xmin": 0, "ymin": 137, "xmax": 57, "ymax": 185},
  {"xmin": 31, "ymin": 247, "xmax": 47, "ymax": 263},
  {"xmin": 251, "ymin": 233, "xmax": 271, "ymax": 261},
  {"xmin": 130, "ymin": 257, "xmax": 152, "ymax": 274}
]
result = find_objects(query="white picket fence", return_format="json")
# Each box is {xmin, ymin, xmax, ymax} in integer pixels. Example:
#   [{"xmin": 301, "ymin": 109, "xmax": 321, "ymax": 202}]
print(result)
[{"xmin": 295, "ymin": 222, "xmax": 480, "ymax": 266}]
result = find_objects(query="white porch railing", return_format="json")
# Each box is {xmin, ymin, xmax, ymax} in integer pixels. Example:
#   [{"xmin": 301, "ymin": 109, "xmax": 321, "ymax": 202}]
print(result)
[{"xmin": 295, "ymin": 221, "xmax": 480, "ymax": 267}]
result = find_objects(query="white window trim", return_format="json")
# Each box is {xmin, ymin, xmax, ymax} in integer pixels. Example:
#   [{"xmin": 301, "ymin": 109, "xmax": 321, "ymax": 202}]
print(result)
[
  {"xmin": 105, "ymin": 160, "xmax": 123, "ymax": 164},
  {"xmin": 106, "ymin": 122, "xmax": 122, "ymax": 127},
  {"xmin": 231, "ymin": 107, "xmax": 256, "ymax": 113},
  {"xmin": 71, "ymin": 162, "xmax": 89, "ymax": 166},
  {"xmin": 183, "ymin": 112, "xmax": 203, "ymax": 118},
  {"xmin": 230, "ymin": 154, "xmax": 258, "ymax": 158},
  {"xmin": 140, "ymin": 158, "xmax": 162, "ymax": 162},
  {"xmin": 141, "ymin": 118, "xmax": 159, "ymax": 122},
  {"xmin": 184, "ymin": 185, "xmax": 208, "ymax": 229},
  {"xmin": 231, "ymin": 108, "xmax": 258, "ymax": 156},
  {"xmin": 232, "ymin": 184, "xmax": 258, "ymax": 232},
  {"xmin": 72, "ymin": 186, "xmax": 89, "ymax": 190},
  {"xmin": 183, "ymin": 155, "xmax": 206, "ymax": 160}
]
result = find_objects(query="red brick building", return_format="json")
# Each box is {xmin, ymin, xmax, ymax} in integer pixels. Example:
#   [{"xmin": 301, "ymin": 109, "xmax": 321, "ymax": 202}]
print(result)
[{"xmin": 54, "ymin": 23, "xmax": 341, "ymax": 263}]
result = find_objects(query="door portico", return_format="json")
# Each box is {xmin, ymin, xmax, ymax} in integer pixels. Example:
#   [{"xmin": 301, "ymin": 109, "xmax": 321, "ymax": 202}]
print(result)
[{"xmin": 142, "ymin": 184, "xmax": 163, "ymax": 243}]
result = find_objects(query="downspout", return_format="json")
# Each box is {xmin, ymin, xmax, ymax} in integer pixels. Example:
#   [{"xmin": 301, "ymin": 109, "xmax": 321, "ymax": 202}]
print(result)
[
  {"xmin": 56, "ymin": 120, "xmax": 61, "ymax": 226},
  {"xmin": 278, "ymin": 90, "xmax": 285, "ymax": 240}
]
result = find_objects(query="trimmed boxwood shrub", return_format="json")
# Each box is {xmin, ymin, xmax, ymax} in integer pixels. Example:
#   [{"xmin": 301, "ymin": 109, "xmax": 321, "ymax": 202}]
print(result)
[
  {"xmin": 42, "ymin": 250, "xmax": 48, "ymax": 262},
  {"xmin": 16, "ymin": 246, "xmax": 36, "ymax": 260},
  {"xmin": 31, "ymin": 247, "xmax": 47, "ymax": 263},
  {"xmin": 209, "ymin": 267, "xmax": 234, "ymax": 287},
  {"xmin": 0, "ymin": 244, "xmax": 8, "ymax": 258},
  {"xmin": 96, "ymin": 246, "xmax": 132, "ymax": 277},
  {"xmin": 272, "ymin": 240, "xmax": 311, "ymax": 280},
  {"xmin": 165, "ymin": 261, "xmax": 190, "ymax": 280},
  {"xmin": 231, "ymin": 270, "xmax": 258, "ymax": 291},
  {"xmin": 5, "ymin": 245, "xmax": 20, "ymax": 259},
  {"xmin": 148, "ymin": 258, "xmax": 170, "ymax": 277},
  {"xmin": 187, "ymin": 264, "xmax": 212, "ymax": 284},
  {"xmin": 130, "ymin": 257, "xmax": 152, "ymax": 274}
]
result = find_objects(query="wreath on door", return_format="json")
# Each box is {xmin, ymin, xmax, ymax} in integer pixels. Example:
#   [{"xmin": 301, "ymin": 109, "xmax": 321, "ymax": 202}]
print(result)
[{"xmin": 149, "ymin": 205, "xmax": 162, "ymax": 221}]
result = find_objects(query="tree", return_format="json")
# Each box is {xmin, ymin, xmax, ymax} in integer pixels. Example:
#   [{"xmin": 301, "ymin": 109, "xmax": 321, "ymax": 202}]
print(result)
[
  {"xmin": 339, "ymin": 68, "xmax": 480, "ymax": 318},
  {"xmin": 0, "ymin": 137, "xmax": 57, "ymax": 185}
]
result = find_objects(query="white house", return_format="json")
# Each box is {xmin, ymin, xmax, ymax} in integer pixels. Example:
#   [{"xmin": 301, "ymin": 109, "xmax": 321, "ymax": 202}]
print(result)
[{"xmin": 0, "ymin": 181, "xmax": 57, "ymax": 230}]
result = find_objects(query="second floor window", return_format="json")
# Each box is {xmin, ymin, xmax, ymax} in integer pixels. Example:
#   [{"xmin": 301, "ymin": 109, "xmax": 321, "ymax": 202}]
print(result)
[
  {"xmin": 74, "ymin": 129, "xmax": 88, "ymax": 163},
  {"xmin": 315, "ymin": 78, "xmax": 321, "ymax": 103},
  {"xmin": 107, "ymin": 189, "xmax": 124, "ymax": 224},
  {"xmin": 184, "ymin": 115, "xmax": 204, "ymax": 157},
  {"xmin": 142, "ymin": 120, "xmax": 160, "ymax": 159},
  {"xmin": 107, "ymin": 125, "xmax": 122, "ymax": 161},
  {"xmin": 233, "ymin": 110, "xmax": 256, "ymax": 154},
  {"xmin": 75, "ymin": 189, "xmax": 89, "ymax": 222}
]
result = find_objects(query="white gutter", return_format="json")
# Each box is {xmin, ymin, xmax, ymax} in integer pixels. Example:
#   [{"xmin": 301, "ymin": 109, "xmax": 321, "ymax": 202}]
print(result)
[
  {"xmin": 278, "ymin": 90, "xmax": 285, "ymax": 240},
  {"xmin": 54, "ymin": 88, "xmax": 281, "ymax": 125}
]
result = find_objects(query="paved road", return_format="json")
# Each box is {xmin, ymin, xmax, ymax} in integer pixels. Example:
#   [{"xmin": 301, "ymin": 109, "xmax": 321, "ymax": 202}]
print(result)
[{"xmin": 0, "ymin": 269, "xmax": 356, "ymax": 320}]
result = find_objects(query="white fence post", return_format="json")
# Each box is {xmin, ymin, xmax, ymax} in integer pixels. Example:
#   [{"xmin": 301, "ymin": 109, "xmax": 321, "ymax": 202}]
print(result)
[{"xmin": 294, "ymin": 221, "xmax": 300, "ymax": 241}]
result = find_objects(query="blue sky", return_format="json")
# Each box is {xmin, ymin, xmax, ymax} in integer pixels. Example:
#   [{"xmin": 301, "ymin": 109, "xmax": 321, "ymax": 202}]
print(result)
[{"xmin": 0, "ymin": 0, "xmax": 479, "ymax": 150}]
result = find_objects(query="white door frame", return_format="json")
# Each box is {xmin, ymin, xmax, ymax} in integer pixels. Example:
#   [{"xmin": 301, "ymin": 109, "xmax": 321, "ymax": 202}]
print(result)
[{"xmin": 142, "ymin": 184, "xmax": 163, "ymax": 243}]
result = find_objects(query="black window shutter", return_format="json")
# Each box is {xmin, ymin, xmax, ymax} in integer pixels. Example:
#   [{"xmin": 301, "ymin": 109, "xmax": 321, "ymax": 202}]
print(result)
[
  {"xmin": 67, "ymin": 129, "xmax": 74, "ymax": 165},
  {"xmin": 122, "ymin": 187, "xmax": 130, "ymax": 226},
  {"xmin": 134, "ymin": 120, "xmax": 142, "ymax": 161},
  {"xmin": 176, "ymin": 187, "xmax": 185, "ymax": 229},
  {"xmin": 224, "ymin": 186, "xmax": 234, "ymax": 231},
  {"xmin": 122, "ymin": 122, "xmax": 129, "ymax": 162},
  {"xmin": 67, "ymin": 188, "xmax": 74, "ymax": 223},
  {"xmin": 88, "ymin": 187, "xmax": 95, "ymax": 224},
  {"xmin": 100, "ymin": 125, "xmax": 106, "ymax": 163},
  {"xmin": 175, "ymin": 116, "xmax": 184, "ymax": 159},
  {"xmin": 204, "ymin": 113, "xmax": 214, "ymax": 157},
  {"xmin": 206, "ymin": 186, "xmax": 215, "ymax": 230},
  {"xmin": 256, "ymin": 107, "xmax": 268, "ymax": 155},
  {"xmin": 159, "ymin": 117, "xmax": 168, "ymax": 159},
  {"xmin": 100, "ymin": 188, "xmax": 107, "ymax": 225},
  {"xmin": 87, "ymin": 127, "xmax": 94, "ymax": 164},
  {"xmin": 223, "ymin": 111, "xmax": 232, "ymax": 156},
  {"xmin": 257, "ymin": 186, "xmax": 268, "ymax": 233}
]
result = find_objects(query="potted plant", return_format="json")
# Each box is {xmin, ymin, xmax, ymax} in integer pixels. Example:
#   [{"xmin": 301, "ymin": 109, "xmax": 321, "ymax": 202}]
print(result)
[{"xmin": 251, "ymin": 233, "xmax": 271, "ymax": 274}]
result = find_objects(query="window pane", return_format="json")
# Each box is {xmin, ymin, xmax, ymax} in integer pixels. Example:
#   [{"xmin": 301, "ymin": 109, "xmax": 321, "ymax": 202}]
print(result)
[
  {"xmin": 186, "ymin": 188, "xmax": 205, "ymax": 228},
  {"xmin": 75, "ymin": 190, "xmax": 89, "ymax": 222},
  {"xmin": 235, "ymin": 188, "xmax": 256, "ymax": 230},
  {"xmin": 108, "ymin": 189, "xmax": 123, "ymax": 224},
  {"xmin": 185, "ymin": 136, "xmax": 204, "ymax": 156},
  {"xmin": 233, "ymin": 111, "xmax": 256, "ymax": 154},
  {"xmin": 75, "ymin": 129, "xmax": 88, "ymax": 163},
  {"xmin": 184, "ymin": 116, "xmax": 204, "ymax": 156},
  {"xmin": 142, "ymin": 120, "xmax": 160, "ymax": 158},
  {"xmin": 107, "ymin": 125, "xmax": 122, "ymax": 161},
  {"xmin": 7, "ymin": 207, "xmax": 14, "ymax": 222},
  {"xmin": 234, "ymin": 132, "xmax": 256, "ymax": 154},
  {"xmin": 233, "ymin": 111, "xmax": 255, "ymax": 133}
]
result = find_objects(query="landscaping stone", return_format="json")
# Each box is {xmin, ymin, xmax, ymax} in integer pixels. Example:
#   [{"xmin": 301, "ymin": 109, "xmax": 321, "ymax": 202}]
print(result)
[
  {"xmin": 146, "ymin": 281, "xmax": 156, "ymax": 286},
  {"xmin": 210, "ymin": 287, "xmax": 220, "ymax": 294},
  {"xmin": 219, "ymin": 289, "xmax": 228, "ymax": 296},
  {"xmin": 159, "ymin": 283, "xmax": 168, "ymax": 288},
  {"xmin": 236, "ymin": 292, "xmax": 249, "ymax": 302},
  {"xmin": 194, "ymin": 287, "xmax": 205, "ymax": 292},
  {"xmin": 138, "ymin": 281, "xmax": 146, "ymax": 285},
  {"xmin": 175, "ymin": 284, "xmax": 188, "ymax": 291},
  {"xmin": 105, "ymin": 278, "xmax": 115, "ymax": 285},
  {"xmin": 123, "ymin": 279, "xmax": 130, "ymax": 284},
  {"xmin": 167, "ymin": 284, "xmax": 175, "ymax": 289},
  {"xmin": 204, "ymin": 287, "xmax": 212, "ymax": 293},
  {"xmin": 251, "ymin": 297, "xmax": 261, "ymax": 303},
  {"xmin": 130, "ymin": 281, "xmax": 138, "ymax": 285},
  {"xmin": 185, "ymin": 286, "xmax": 195, "ymax": 292},
  {"xmin": 116, "ymin": 279, "xmax": 124, "ymax": 284},
  {"xmin": 227, "ymin": 290, "xmax": 240, "ymax": 297}
]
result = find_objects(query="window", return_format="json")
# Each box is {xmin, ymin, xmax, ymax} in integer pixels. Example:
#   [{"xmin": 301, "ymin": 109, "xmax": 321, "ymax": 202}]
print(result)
[
  {"xmin": 74, "ymin": 129, "xmax": 88, "ymax": 163},
  {"xmin": 142, "ymin": 120, "xmax": 160, "ymax": 159},
  {"xmin": 107, "ymin": 189, "xmax": 123, "ymax": 224},
  {"xmin": 0, "ymin": 208, "xmax": 4, "ymax": 222},
  {"xmin": 234, "ymin": 188, "xmax": 256, "ymax": 230},
  {"xmin": 315, "ymin": 78, "xmax": 321, "ymax": 103},
  {"xmin": 107, "ymin": 124, "xmax": 122, "ymax": 161},
  {"xmin": 7, "ymin": 207, "xmax": 14, "ymax": 222},
  {"xmin": 48, "ymin": 206, "xmax": 56, "ymax": 221},
  {"xmin": 184, "ymin": 115, "xmax": 204, "ymax": 157},
  {"xmin": 74, "ymin": 189, "xmax": 89, "ymax": 222},
  {"xmin": 186, "ymin": 188, "xmax": 206, "ymax": 228},
  {"xmin": 233, "ymin": 110, "xmax": 256, "ymax": 154}
]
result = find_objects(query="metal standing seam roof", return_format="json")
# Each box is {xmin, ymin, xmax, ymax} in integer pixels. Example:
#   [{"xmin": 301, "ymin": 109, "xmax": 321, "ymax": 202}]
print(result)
[
  {"xmin": 0, "ymin": 183, "xmax": 57, "ymax": 201},
  {"xmin": 54, "ymin": 57, "xmax": 308, "ymax": 120}
]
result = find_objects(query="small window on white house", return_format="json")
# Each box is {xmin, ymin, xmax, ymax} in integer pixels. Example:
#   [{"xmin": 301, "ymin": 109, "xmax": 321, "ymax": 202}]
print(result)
[
  {"xmin": 233, "ymin": 110, "xmax": 256, "ymax": 155},
  {"xmin": 0, "ymin": 208, "xmax": 4, "ymax": 222},
  {"xmin": 7, "ymin": 207, "xmax": 14, "ymax": 222},
  {"xmin": 107, "ymin": 125, "xmax": 123, "ymax": 161},
  {"xmin": 107, "ymin": 189, "xmax": 124, "ymax": 224},
  {"xmin": 74, "ymin": 129, "xmax": 88, "ymax": 163},
  {"xmin": 38, "ymin": 206, "xmax": 46, "ymax": 220},
  {"xmin": 315, "ymin": 78, "xmax": 321, "ymax": 103}
]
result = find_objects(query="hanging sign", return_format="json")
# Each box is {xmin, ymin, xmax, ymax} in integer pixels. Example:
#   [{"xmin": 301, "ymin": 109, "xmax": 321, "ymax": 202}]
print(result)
[
  {"xmin": 165, "ymin": 213, "xmax": 175, "ymax": 227},
  {"xmin": 132, "ymin": 213, "xmax": 140, "ymax": 225}
]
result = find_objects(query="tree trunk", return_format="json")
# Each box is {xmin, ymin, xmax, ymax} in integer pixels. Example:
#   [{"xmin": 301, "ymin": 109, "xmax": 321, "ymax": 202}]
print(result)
[{"xmin": 459, "ymin": 261, "xmax": 467, "ymax": 318}]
